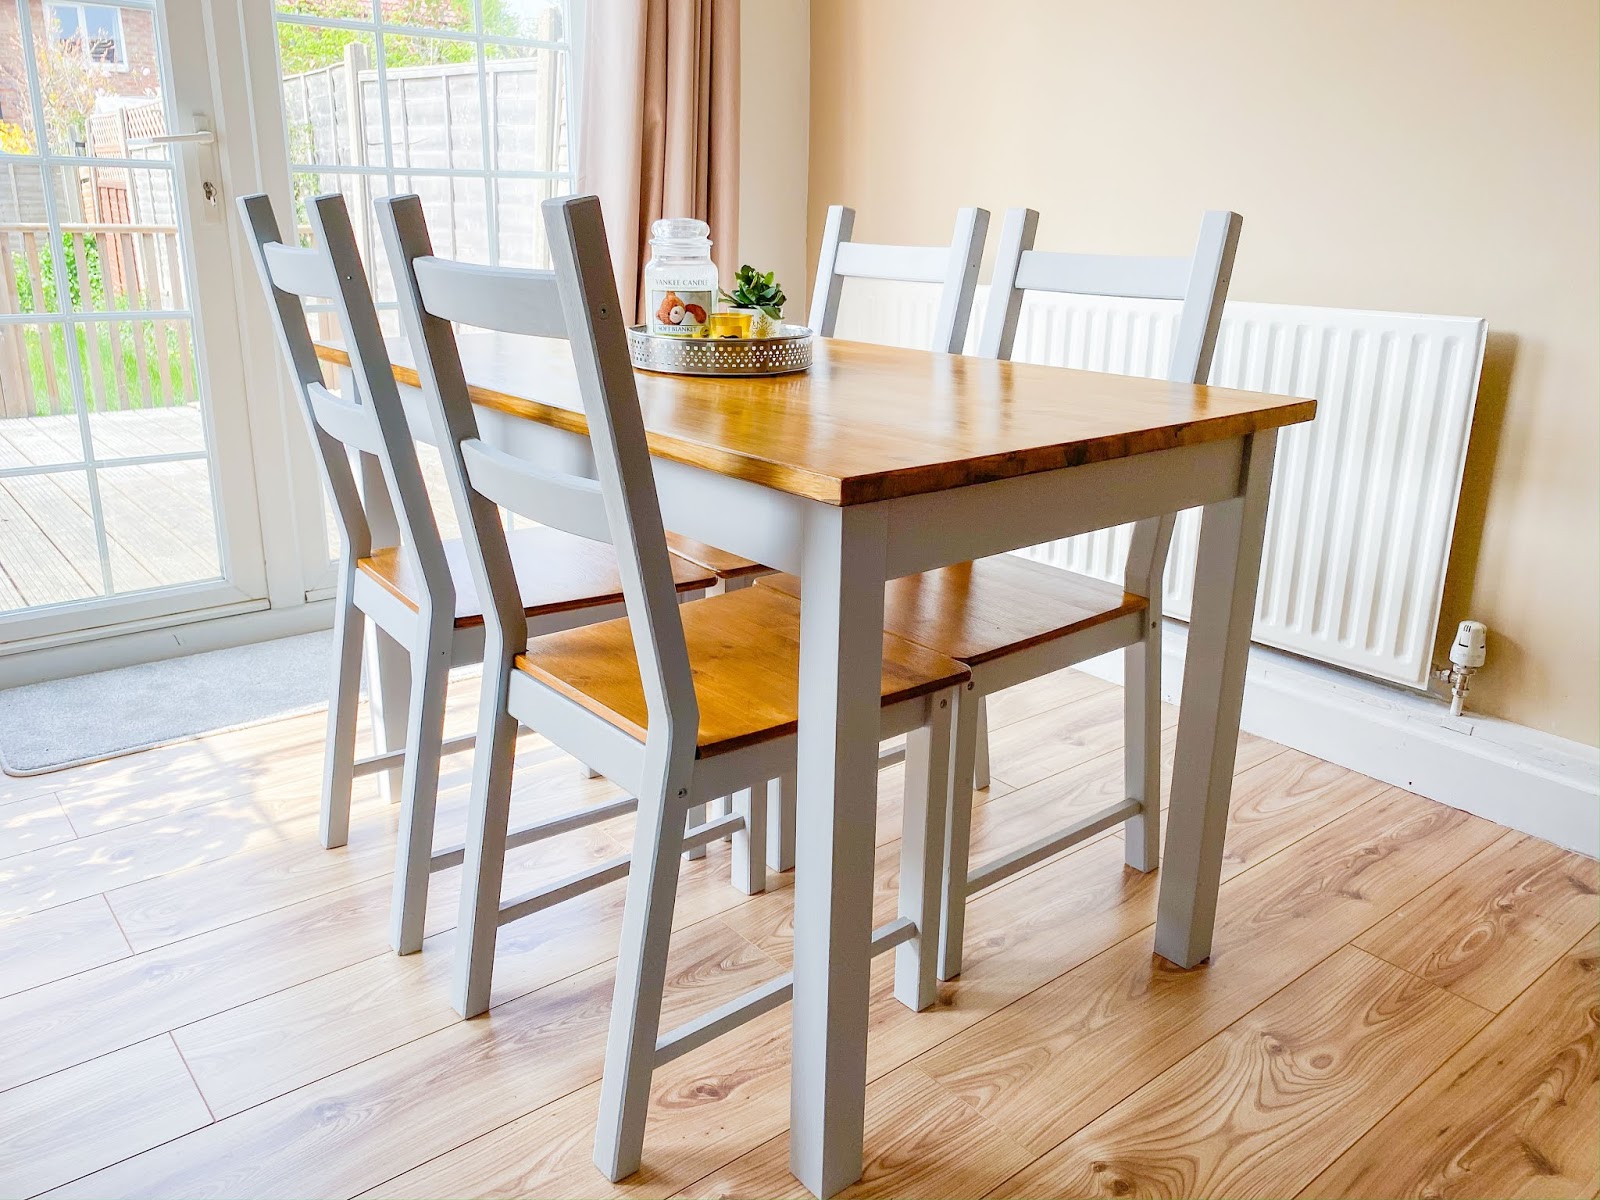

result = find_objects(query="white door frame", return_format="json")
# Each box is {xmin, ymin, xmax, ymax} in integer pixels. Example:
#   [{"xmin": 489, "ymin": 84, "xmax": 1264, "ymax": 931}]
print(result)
[{"xmin": 0, "ymin": 0, "xmax": 275, "ymax": 654}]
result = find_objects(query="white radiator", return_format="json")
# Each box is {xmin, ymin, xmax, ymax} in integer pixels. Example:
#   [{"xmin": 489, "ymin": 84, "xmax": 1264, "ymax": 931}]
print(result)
[{"xmin": 832, "ymin": 281, "xmax": 1486, "ymax": 688}]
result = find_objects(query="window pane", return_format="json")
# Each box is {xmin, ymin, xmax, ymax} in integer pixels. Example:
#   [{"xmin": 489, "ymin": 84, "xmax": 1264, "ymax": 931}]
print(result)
[
  {"xmin": 98, "ymin": 460, "xmax": 221, "ymax": 593},
  {"xmin": 0, "ymin": 469, "xmax": 103, "ymax": 608},
  {"xmin": 84, "ymin": 317, "xmax": 203, "ymax": 456},
  {"xmin": 0, "ymin": 322, "xmax": 82, "ymax": 459},
  {"xmin": 395, "ymin": 172, "xmax": 488, "ymax": 267},
  {"xmin": 279, "ymin": 25, "xmax": 378, "ymax": 168},
  {"xmin": 494, "ymin": 176, "xmax": 558, "ymax": 268},
  {"xmin": 28, "ymin": 4, "xmax": 170, "ymax": 159},
  {"xmin": 82, "ymin": 4, "xmax": 121, "ymax": 63},
  {"xmin": 380, "ymin": 0, "xmax": 471, "ymax": 33},
  {"xmin": 0, "ymin": 165, "xmax": 80, "ymax": 314},
  {"xmin": 48, "ymin": 3, "xmax": 81, "ymax": 40},
  {"xmin": 486, "ymin": 43, "xmax": 566, "ymax": 174},
  {"xmin": 277, "ymin": 0, "xmax": 372, "ymax": 17},
  {"xmin": 0, "ymin": 0, "xmax": 39, "ymax": 155},
  {"xmin": 382, "ymin": 36, "xmax": 482, "ymax": 170},
  {"xmin": 492, "ymin": 1, "xmax": 563, "ymax": 40}
]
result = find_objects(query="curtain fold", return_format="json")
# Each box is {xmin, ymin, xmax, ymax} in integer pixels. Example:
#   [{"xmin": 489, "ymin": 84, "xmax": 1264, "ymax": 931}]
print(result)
[{"xmin": 577, "ymin": 0, "xmax": 740, "ymax": 323}]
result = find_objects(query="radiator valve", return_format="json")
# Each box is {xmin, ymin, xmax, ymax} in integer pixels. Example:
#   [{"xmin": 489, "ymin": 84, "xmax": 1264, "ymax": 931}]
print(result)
[{"xmin": 1437, "ymin": 620, "xmax": 1488, "ymax": 717}]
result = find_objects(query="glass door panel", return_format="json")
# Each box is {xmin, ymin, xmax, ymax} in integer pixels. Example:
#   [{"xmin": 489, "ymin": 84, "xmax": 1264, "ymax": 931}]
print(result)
[{"xmin": 0, "ymin": 0, "xmax": 263, "ymax": 624}]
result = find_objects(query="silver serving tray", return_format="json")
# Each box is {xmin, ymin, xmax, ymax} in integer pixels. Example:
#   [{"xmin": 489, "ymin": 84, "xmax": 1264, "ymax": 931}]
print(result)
[{"xmin": 627, "ymin": 324, "xmax": 813, "ymax": 377}]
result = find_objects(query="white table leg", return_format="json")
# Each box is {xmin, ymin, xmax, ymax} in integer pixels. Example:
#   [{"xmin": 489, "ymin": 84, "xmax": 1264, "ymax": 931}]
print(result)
[
  {"xmin": 790, "ymin": 502, "xmax": 887, "ymax": 1199},
  {"xmin": 1155, "ymin": 430, "xmax": 1278, "ymax": 968}
]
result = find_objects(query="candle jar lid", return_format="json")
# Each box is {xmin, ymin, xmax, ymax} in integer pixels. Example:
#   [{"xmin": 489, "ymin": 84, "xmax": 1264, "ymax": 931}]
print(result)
[{"xmin": 649, "ymin": 217, "xmax": 712, "ymax": 255}]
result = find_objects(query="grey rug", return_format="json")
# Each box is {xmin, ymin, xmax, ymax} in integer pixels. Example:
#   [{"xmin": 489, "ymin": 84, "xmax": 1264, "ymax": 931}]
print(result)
[{"xmin": 0, "ymin": 631, "xmax": 336, "ymax": 776}]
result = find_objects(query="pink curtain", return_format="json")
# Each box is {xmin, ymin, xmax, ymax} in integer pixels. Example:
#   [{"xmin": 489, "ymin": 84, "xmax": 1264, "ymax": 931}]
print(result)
[{"xmin": 577, "ymin": 0, "xmax": 740, "ymax": 323}]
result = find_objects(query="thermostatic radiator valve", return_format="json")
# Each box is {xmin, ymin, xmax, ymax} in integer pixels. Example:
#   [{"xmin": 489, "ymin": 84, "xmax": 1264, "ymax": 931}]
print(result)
[{"xmin": 1436, "ymin": 620, "xmax": 1488, "ymax": 717}]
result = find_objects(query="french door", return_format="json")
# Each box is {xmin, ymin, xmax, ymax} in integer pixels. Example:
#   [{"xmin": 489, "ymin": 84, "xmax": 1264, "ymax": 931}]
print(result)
[{"xmin": 0, "ymin": 0, "xmax": 266, "ymax": 648}]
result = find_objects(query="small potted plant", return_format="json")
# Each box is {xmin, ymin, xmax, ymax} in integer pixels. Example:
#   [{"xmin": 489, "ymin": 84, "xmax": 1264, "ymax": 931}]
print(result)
[{"xmin": 719, "ymin": 265, "xmax": 787, "ymax": 338}]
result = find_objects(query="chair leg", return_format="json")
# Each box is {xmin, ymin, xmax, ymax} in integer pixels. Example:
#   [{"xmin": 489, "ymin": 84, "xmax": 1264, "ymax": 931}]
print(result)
[
  {"xmin": 767, "ymin": 771, "xmax": 796, "ymax": 873},
  {"xmin": 972, "ymin": 694, "xmax": 992, "ymax": 791},
  {"xmin": 593, "ymin": 776, "xmax": 689, "ymax": 1182},
  {"xmin": 683, "ymin": 802, "xmax": 707, "ymax": 860},
  {"xmin": 452, "ymin": 656, "xmax": 521, "ymax": 1018},
  {"xmin": 896, "ymin": 689, "xmax": 954, "ymax": 1011},
  {"xmin": 389, "ymin": 617, "xmax": 452, "ymax": 955},
  {"xmin": 1124, "ymin": 614, "xmax": 1163, "ymax": 873},
  {"xmin": 938, "ymin": 684, "xmax": 980, "ymax": 982},
  {"xmin": 365, "ymin": 622, "xmax": 412, "ymax": 805},
  {"xmin": 732, "ymin": 785, "xmax": 767, "ymax": 895},
  {"xmin": 321, "ymin": 572, "xmax": 365, "ymax": 850}
]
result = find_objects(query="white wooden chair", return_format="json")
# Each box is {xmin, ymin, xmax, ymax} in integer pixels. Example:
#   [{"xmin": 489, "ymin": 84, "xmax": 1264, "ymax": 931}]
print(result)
[
  {"xmin": 770, "ymin": 206, "xmax": 1242, "ymax": 980},
  {"xmin": 378, "ymin": 191, "xmax": 969, "ymax": 1182},
  {"xmin": 239, "ymin": 192, "xmax": 720, "ymax": 958},
  {"xmin": 809, "ymin": 204, "xmax": 990, "ymax": 354}
]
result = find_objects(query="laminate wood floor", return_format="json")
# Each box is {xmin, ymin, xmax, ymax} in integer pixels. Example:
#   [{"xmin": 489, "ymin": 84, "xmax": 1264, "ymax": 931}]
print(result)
[{"xmin": 0, "ymin": 668, "xmax": 1595, "ymax": 1200}]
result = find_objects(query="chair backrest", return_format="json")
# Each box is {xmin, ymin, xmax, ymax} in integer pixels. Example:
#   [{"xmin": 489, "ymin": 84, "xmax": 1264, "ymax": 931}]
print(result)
[
  {"xmin": 238, "ymin": 192, "xmax": 450, "ymax": 610},
  {"xmin": 977, "ymin": 208, "xmax": 1243, "ymax": 384},
  {"xmin": 808, "ymin": 204, "xmax": 990, "ymax": 354},
  {"xmin": 377, "ymin": 192, "xmax": 697, "ymax": 751}
]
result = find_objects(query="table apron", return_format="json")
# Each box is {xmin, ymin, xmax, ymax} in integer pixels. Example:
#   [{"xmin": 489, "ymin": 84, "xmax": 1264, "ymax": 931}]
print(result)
[
  {"xmin": 479, "ymin": 405, "xmax": 1249, "ymax": 583},
  {"xmin": 878, "ymin": 436, "xmax": 1245, "ymax": 578}
]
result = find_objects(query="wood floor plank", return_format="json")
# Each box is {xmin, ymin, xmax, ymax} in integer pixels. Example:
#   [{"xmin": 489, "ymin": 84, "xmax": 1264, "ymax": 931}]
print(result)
[
  {"xmin": 988, "ymin": 944, "xmax": 1490, "ymax": 1199},
  {"xmin": 916, "ymin": 789, "xmax": 1503, "ymax": 1155},
  {"xmin": 1354, "ymin": 830, "xmax": 1600, "ymax": 1011},
  {"xmin": 1303, "ymin": 925, "xmax": 1600, "ymax": 1200},
  {"xmin": 0, "ymin": 791, "xmax": 76, "ymax": 859},
  {"xmin": 363, "ymin": 829, "xmax": 1158, "ymax": 1200},
  {"xmin": 172, "ymin": 831, "xmax": 759, "ymax": 1119},
  {"xmin": 1209, "ymin": 749, "xmax": 1389, "ymax": 882},
  {"xmin": 46, "ymin": 920, "xmax": 783, "ymax": 1200},
  {"xmin": 984, "ymin": 687, "xmax": 1179, "ymax": 790},
  {"xmin": 0, "ymin": 822, "xmax": 619, "ymax": 1094},
  {"xmin": 0, "ymin": 1034, "xmax": 212, "ymax": 1199},
  {"xmin": 0, "ymin": 894, "xmax": 131, "ymax": 999},
  {"xmin": 106, "ymin": 745, "xmax": 621, "ymax": 950},
  {"xmin": 681, "ymin": 1063, "xmax": 1034, "ymax": 1200},
  {"xmin": 981, "ymin": 667, "xmax": 1114, "ymax": 731}
]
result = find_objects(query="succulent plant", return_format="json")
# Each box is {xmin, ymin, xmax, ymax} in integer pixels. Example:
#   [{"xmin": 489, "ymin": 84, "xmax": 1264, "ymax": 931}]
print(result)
[{"xmin": 719, "ymin": 264, "xmax": 786, "ymax": 320}]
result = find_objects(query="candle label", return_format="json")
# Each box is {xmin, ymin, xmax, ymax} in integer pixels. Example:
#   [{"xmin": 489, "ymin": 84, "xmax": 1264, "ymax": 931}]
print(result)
[{"xmin": 649, "ymin": 285, "xmax": 713, "ymax": 337}]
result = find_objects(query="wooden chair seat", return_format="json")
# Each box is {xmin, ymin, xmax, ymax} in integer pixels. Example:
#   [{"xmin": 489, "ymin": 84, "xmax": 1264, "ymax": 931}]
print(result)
[
  {"xmin": 358, "ymin": 525, "xmax": 717, "ymax": 627},
  {"xmin": 760, "ymin": 554, "xmax": 1146, "ymax": 666},
  {"xmin": 515, "ymin": 585, "xmax": 970, "ymax": 757},
  {"xmin": 663, "ymin": 532, "xmax": 768, "ymax": 583}
]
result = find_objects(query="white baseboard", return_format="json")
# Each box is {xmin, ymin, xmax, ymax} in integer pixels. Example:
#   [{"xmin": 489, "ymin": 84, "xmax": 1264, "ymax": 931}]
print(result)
[
  {"xmin": 1078, "ymin": 620, "xmax": 1599, "ymax": 857},
  {"xmin": 0, "ymin": 600, "xmax": 336, "ymax": 689}
]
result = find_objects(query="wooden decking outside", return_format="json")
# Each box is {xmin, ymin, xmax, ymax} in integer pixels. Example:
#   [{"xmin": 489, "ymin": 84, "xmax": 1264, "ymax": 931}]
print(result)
[
  {"xmin": 0, "ymin": 408, "xmax": 221, "ymax": 612},
  {"xmin": 0, "ymin": 667, "xmax": 1595, "ymax": 1199}
]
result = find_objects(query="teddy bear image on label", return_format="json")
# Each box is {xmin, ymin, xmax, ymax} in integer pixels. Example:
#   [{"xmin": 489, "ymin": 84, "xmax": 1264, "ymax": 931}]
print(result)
[{"xmin": 651, "ymin": 288, "xmax": 709, "ymax": 336}]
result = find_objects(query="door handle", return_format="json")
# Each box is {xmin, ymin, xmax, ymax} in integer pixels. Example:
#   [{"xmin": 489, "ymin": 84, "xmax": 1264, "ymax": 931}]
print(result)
[{"xmin": 128, "ymin": 130, "xmax": 216, "ymax": 148}]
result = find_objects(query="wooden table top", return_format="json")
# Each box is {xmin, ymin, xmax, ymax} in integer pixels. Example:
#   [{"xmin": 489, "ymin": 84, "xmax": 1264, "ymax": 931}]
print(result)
[{"xmin": 314, "ymin": 333, "xmax": 1315, "ymax": 506}]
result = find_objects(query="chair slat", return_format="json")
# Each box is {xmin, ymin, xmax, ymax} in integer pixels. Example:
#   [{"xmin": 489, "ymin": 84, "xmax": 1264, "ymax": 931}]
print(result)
[
  {"xmin": 1014, "ymin": 250, "xmax": 1193, "ymax": 301},
  {"xmin": 262, "ymin": 242, "xmax": 337, "ymax": 299},
  {"xmin": 306, "ymin": 381, "xmax": 385, "ymax": 456},
  {"xmin": 834, "ymin": 241, "xmax": 953, "ymax": 285},
  {"xmin": 460, "ymin": 437, "xmax": 612, "ymax": 544},
  {"xmin": 413, "ymin": 256, "xmax": 567, "ymax": 339}
]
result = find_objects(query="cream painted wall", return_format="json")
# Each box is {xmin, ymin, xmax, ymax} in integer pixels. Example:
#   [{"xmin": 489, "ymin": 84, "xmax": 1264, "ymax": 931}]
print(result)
[
  {"xmin": 807, "ymin": 0, "xmax": 1599, "ymax": 745},
  {"xmin": 738, "ymin": 0, "xmax": 810, "ymax": 307}
]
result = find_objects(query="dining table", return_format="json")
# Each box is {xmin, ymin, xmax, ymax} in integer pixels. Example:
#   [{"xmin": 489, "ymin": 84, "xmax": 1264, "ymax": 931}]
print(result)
[{"xmin": 315, "ymin": 331, "xmax": 1316, "ymax": 1199}]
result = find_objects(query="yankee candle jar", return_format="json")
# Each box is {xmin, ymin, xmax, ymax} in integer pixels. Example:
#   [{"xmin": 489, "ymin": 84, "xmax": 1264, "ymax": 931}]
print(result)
[{"xmin": 645, "ymin": 217, "xmax": 716, "ymax": 337}]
